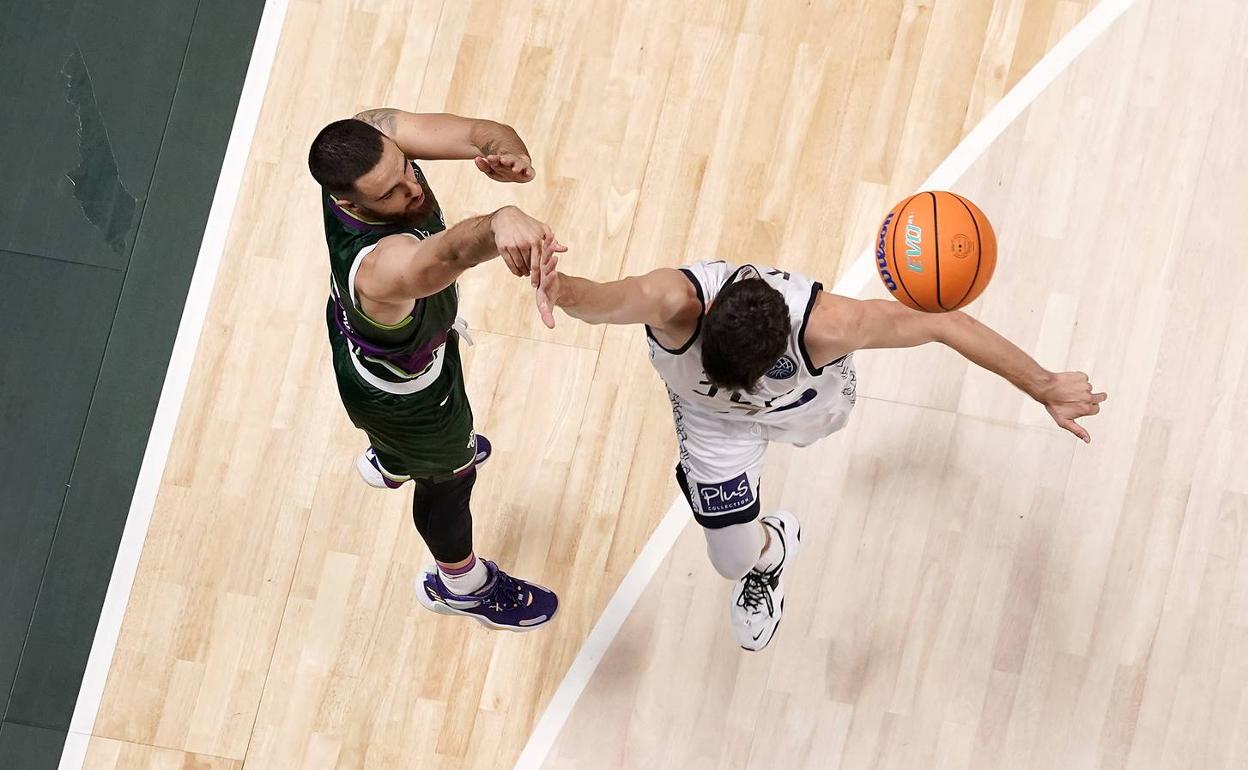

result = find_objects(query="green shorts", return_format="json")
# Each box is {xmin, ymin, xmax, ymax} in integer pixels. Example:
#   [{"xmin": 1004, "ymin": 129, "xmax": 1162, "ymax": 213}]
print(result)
[{"xmin": 328, "ymin": 322, "xmax": 476, "ymax": 481}]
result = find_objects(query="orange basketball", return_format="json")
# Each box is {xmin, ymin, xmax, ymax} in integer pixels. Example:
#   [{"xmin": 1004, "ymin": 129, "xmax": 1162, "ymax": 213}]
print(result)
[{"xmin": 874, "ymin": 191, "xmax": 997, "ymax": 312}]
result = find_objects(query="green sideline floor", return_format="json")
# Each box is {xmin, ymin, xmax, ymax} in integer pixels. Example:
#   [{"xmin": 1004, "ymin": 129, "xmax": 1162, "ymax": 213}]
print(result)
[{"xmin": 0, "ymin": 1, "xmax": 264, "ymax": 766}]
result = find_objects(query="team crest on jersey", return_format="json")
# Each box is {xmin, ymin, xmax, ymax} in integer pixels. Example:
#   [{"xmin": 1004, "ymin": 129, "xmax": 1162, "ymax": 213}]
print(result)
[{"xmin": 766, "ymin": 355, "xmax": 798, "ymax": 380}]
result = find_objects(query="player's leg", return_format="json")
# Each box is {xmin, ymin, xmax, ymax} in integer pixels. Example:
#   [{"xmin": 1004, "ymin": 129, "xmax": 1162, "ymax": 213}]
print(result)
[
  {"xmin": 669, "ymin": 398, "xmax": 801, "ymax": 651},
  {"xmin": 331, "ymin": 334, "xmax": 555, "ymax": 630},
  {"xmin": 411, "ymin": 469, "xmax": 558, "ymax": 631}
]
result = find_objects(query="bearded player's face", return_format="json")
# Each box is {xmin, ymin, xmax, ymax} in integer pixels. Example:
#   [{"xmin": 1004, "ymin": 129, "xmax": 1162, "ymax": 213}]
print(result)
[{"xmin": 346, "ymin": 137, "xmax": 431, "ymax": 223}]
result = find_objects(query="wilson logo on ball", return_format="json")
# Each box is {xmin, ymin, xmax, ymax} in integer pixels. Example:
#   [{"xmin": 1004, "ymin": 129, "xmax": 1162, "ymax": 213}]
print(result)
[{"xmin": 876, "ymin": 211, "xmax": 897, "ymax": 291}]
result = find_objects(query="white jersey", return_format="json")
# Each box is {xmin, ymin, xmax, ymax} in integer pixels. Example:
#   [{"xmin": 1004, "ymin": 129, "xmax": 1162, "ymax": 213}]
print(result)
[{"xmin": 646, "ymin": 260, "xmax": 857, "ymax": 447}]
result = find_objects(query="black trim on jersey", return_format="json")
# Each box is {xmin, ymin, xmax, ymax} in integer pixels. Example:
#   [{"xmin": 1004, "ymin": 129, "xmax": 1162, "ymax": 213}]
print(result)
[
  {"xmin": 798, "ymin": 281, "xmax": 843, "ymax": 376},
  {"xmin": 645, "ymin": 268, "xmax": 705, "ymax": 355},
  {"xmin": 675, "ymin": 464, "xmax": 762, "ymax": 528}
]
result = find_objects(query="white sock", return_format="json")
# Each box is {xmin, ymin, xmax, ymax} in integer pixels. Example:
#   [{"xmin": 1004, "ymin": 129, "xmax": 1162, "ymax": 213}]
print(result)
[
  {"xmin": 439, "ymin": 555, "xmax": 489, "ymax": 596},
  {"xmin": 754, "ymin": 520, "xmax": 786, "ymax": 573}
]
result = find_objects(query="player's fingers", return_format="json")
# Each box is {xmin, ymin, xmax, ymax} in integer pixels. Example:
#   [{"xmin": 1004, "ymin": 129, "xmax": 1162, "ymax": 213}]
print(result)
[
  {"xmin": 539, "ymin": 258, "xmax": 559, "ymax": 296},
  {"xmin": 501, "ymin": 246, "xmax": 524, "ymax": 276},
  {"xmin": 538, "ymin": 259, "xmax": 557, "ymax": 289},
  {"xmin": 551, "ymin": 240, "xmax": 568, "ymax": 253},
  {"xmin": 536, "ymin": 288, "xmax": 556, "ymax": 329},
  {"xmin": 529, "ymin": 242, "xmax": 543, "ymax": 287},
  {"xmin": 1093, "ymin": 391, "xmax": 1108, "ymax": 403},
  {"xmin": 1060, "ymin": 417, "xmax": 1091, "ymax": 444},
  {"xmin": 506, "ymin": 250, "xmax": 525, "ymax": 277},
  {"xmin": 474, "ymin": 156, "xmax": 490, "ymax": 173},
  {"xmin": 481, "ymin": 158, "xmax": 506, "ymax": 180}
]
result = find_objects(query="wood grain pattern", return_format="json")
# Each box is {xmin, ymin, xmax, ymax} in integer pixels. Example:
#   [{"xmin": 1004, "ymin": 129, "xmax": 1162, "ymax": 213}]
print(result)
[
  {"xmin": 544, "ymin": 1, "xmax": 1248, "ymax": 767},
  {"xmin": 86, "ymin": 1, "xmax": 1129, "ymax": 767}
]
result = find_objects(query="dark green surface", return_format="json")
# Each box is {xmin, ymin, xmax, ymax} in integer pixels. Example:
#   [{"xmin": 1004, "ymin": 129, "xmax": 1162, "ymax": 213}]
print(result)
[
  {"xmin": 6, "ymin": 0, "xmax": 267, "ymax": 728},
  {"xmin": 0, "ymin": 722, "xmax": 65, "ymax": 770},
  {"xmin": 0, "ymin": 252, "xmax": 123, "ymax": 721},
  {"xmin": 0, "ymin": 0, "xmax": 265, "ymax": 760},
  {"xmin": 0, "ymin": 0, "xmax": 201, "ymax": 269}
]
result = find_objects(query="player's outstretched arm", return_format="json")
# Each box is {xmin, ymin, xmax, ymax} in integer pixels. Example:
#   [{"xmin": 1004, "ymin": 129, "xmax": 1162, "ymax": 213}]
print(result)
[
  {"xmin": 356, "ymin": 205, "xmax": 563, "ymax": 309},
  {"xmin": 534, "ymin": 256, "xmax": 700, "ymax": 334},
  {"xmin": 805, "ymin": 292, "xmax": 1107, "ymax": 443},
  {"xmin": 354, "ymin": 108, "xmax": 535, "ymax": 182}
]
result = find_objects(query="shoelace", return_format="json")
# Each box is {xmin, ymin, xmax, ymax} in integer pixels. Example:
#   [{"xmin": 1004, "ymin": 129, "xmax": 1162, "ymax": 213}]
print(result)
[
  {"xmin": 736, "ymin": 567, "xmax": 778, "ymax": 616},
  {"xmin": 482, "ymin": 571, "xmax": 528, "ymax": 610}
]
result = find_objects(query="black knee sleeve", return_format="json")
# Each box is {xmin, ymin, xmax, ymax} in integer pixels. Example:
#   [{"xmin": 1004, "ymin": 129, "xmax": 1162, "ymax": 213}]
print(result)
[{"xmin": 412, "ymin": 471, "xmax": 476, "ymax": 563}]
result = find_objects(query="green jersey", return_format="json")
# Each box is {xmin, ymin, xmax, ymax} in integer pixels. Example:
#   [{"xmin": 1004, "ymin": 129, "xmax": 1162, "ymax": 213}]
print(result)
[
  {"xmin": 324, "ymin": 160, "xmax": 459, "ymax": 385},
  {"xmin": 321, "ymin": 160, "xmax": 476, "ymax": 480}
]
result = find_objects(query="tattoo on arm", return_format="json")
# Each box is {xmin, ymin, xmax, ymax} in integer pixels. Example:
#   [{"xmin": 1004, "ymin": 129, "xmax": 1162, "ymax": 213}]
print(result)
[{"xmin": 354, "ymin": 108, "xmax": 399, "ymax": 137}]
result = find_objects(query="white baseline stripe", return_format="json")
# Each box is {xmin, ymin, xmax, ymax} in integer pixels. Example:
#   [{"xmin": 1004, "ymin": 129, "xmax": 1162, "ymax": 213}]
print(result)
[
  {"xmin": 511, "ymin": 499, "xmax": 689, "ymax": 770},
  {"xmin": 829, "ymin": 0, "xmax": 1139, "ymax": 299},
  {"xmin": 511, "ymin": 1, "xmax": 1138, "ymax": 768},
  {"xmin": 58, "ymin": 1, "xmax": 291, "ymax": 767}
]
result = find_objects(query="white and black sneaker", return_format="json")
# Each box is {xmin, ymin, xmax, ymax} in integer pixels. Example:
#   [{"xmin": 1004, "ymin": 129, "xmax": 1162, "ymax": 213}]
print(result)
[{"xmin": 730, "ymin": 510, "xmax": 801, "ymax": 651}]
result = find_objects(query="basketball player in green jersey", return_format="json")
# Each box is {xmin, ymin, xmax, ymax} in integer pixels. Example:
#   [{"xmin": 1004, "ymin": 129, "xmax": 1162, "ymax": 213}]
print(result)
[{"xmin": 308, "ymin": 109, "xmax": 564, "ymax": 631}]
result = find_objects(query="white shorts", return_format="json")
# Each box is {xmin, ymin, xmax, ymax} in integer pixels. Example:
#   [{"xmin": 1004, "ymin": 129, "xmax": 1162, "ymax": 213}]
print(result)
[{"xmin": 669, "ymin": 364, "xmax": 856, "ymax": 528}]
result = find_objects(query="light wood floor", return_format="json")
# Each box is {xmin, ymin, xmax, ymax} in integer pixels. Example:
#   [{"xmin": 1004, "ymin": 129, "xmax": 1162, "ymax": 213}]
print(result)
[
  {"xmin": 545, "ymin": 1, "xmax": 1248, "ymax": 768},
  {"xmin": 81, "ymin": 0, "xmax": 1247, "ymax": 767}
]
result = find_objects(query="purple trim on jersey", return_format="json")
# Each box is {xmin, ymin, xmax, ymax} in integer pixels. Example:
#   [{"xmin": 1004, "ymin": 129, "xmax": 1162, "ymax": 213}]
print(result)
[
  {"xmin": 326, "ymin": 198, "xmax": 406, "ymax": 233},
  {"xmin": 331, "ymin": 296, "xmax": 450, "ymax": 375}
]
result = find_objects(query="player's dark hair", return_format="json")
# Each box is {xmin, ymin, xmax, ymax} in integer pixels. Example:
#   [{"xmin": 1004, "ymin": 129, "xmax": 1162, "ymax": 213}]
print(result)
[
  {"xmin": 308, "ymin": 119, "xmax": 386, "ymax": 197},
  {"xmin": 701, "ymin": 278, "xmax": 791, "ymax": 394}
]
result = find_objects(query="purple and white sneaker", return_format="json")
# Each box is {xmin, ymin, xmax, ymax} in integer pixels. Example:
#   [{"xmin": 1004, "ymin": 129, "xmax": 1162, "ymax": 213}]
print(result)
[
  {"xmin": 356, "ymin": 435, "xmax": 493, "ymax": 489},
  {"xmin": 414, "ymin": 560, "xmax": 557, "ymax": 632}
]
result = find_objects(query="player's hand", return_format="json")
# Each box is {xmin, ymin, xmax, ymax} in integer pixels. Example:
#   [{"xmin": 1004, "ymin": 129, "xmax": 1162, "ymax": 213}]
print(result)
[
  {"xmin": 1037, "ymin": 371, "xmax": 1107, "ymax": 443},
  {"xmin": 491, "ymin": 206, "xmax": 562, "ymax": 280},
  {"xmin": 474, "ymin": 153, "xmax": 535, "ymax": 183},
  {"xmin": 536, "ymin": 250, "xmax": 565, "ymax": 329}
]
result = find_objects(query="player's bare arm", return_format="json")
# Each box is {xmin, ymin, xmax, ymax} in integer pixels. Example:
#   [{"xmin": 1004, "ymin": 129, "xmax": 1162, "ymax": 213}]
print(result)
[
  {"xmin": 803, "ymin": 292, "xmax": 1108, "ymax": 443},
  {"xmin": 355, "ymin": 206, "xmax": 564, "ymax": 326},
  {"xmin": 354, "ymin": 108, "xmax": 535, "ymax": 182},
  {"xmin": 535, "ymin": 257, "xmax": 701, "ymax": 344}
]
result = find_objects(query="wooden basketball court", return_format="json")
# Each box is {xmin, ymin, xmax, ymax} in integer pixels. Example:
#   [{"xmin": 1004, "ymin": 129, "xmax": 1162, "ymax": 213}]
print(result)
[{"xmin": 69, "ymin": 0, "xmax": 1248, "ymax": 768}]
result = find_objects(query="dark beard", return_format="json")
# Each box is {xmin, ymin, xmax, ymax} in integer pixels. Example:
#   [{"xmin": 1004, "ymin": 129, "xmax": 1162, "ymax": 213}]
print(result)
[{"xmin": 359, "ymin": 195, "xmax": 433, "ymax": 227}]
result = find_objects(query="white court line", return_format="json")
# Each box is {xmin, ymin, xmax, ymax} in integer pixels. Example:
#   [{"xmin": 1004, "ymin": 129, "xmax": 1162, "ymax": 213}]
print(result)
[
  {"xmin": 511, "ymin": 1, "xmax": 1139, "ymax": 768},
  {"xmin": 57, "ymin": 1, "xmax": 290, "ymax": 767}
]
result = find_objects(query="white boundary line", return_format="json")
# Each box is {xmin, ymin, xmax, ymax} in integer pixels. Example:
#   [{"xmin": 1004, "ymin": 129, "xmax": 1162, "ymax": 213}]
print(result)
[
  {"xmin": 510, "ymin": 1, "xmax": 1139, "ymax": 768},
  {"xmin": 57, "ymin": 1, "xmax": 290, "ymax": 767}
]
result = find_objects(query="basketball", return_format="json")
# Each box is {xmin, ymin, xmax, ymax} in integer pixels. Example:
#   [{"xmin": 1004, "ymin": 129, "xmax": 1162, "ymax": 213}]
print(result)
[{"xmin": 874, "ymin": 191, "xmax": 997, "ymax": 312}]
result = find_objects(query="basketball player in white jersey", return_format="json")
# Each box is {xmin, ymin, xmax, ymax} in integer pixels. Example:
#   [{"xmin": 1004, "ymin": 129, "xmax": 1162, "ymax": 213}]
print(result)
[{"xmin": 534, "ymin": 256, "xmax": 1106, "ymax": 650}]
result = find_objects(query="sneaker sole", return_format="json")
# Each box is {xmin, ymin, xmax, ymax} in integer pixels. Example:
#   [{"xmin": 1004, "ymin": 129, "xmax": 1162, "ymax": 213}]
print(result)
[{"xmin": 412, "ymin": 574, "xmax": 557, "ymax": 633}]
